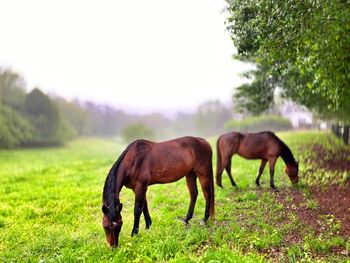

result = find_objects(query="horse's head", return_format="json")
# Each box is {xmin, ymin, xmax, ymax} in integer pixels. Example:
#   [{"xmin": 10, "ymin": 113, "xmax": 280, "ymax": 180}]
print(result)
[
  {"xmin": 285, "ymin": 162, "xmax": 299, "ymax": 184},
  {"xmin": 102, "ymin": 202, "xmax": 123, "ymax": 248}
]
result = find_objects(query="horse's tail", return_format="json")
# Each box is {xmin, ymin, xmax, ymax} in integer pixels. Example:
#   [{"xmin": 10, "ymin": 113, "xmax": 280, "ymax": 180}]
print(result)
[
  {"xmin": 103, "ymin": 140, "xmax": 138, "ymax": 205},
  {"xmin": 216, "ymin": 136, "xmax": 223, "ymax": 187}
]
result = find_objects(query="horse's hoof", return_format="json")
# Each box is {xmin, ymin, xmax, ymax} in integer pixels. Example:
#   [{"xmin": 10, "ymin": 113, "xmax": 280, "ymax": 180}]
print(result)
[
  {"xmin": 199, "ymin": 220, "xmax": 208, "ymax": 226},
  {"xmin": 181, "ymin": 219, "xmax": 189, "ymax": 225},
  {"xmin": 272, "ymin": 188, "xmax": 279, "ymax": 193},
  {"xmin": 131, "ymin": 228, "xmax": 139, "ymax": 237}
]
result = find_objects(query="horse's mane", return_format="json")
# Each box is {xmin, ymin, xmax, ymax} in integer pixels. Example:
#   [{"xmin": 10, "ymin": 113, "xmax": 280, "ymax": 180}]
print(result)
[
  {"xmin": 273, "ymin": 134, "xmax": 296, "ymax": 165},
  {"xmin": 103, "ymin": 141, "xmax": 138, "ymax": 206}
]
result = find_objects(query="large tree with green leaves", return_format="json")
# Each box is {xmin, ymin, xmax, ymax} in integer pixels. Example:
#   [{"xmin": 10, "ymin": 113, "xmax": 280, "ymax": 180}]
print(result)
[{"xmin": 226, "ymin": 0, "xmax": 350, "ymax": 121}]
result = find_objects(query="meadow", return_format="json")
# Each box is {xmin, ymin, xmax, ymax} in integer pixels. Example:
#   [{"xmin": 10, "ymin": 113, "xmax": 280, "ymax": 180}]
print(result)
[{"xmin": 0, "ymin": 131, "xmax": 349, "ymax": 262}]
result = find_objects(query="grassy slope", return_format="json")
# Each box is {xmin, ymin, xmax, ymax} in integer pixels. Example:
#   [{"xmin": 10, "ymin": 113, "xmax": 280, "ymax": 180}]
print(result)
[{"xmin": 0, "ymin": 132, "xmax": 348, "ymax": 262}]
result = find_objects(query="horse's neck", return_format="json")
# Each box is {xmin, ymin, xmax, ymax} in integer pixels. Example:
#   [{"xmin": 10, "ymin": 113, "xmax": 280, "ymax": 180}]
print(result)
[
  {"xmin": 280, "ymin": 143, "xmax": 295, "ymax": 165},
  {"xmin": 115, "ymin": 170, "xmax": 125, "ymax": 200}
]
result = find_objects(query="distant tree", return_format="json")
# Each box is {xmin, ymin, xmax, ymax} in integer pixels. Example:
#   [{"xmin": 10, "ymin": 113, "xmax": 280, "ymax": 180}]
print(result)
[
  {"xmin": 121, "ymin": 123, "xmax": 155, "ymax": 143},
  {"xmin": 0, "ymin": 68, "xmax": 34, "ymax": 148},
  {"xmin": 0, "ymin": 68, "xmax": 27, "ymax": 112},
  {"xmin": 173, "ymin": 112, "xmax": 198, "ymax": 137},
  {"xmin": 26, "ymin": 88, "xmax": 70, "ymax": 145},
  {"xmin": 53, "ymin": 97, "xmax": 89, "ymax": 136},
  {"xmin": 0, "ymin": 105, "xmax": 33, "ymax": 148},
  {"xmin": 196, "ymin": 100, "xmax": 232, "ymax": 136}
]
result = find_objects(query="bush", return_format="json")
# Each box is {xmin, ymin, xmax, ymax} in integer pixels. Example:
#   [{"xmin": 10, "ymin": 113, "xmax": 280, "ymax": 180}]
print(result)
[
  {"xmin": 0, "ymin": 105, "xmax": 34, "ymax": 148},
  {"xmin": 121, "ymin": 123, "xmax": 155, "ymax": 143},
  {"xmin": 224, "ymin": 115, "xmax": 292, "ymax": 132}
]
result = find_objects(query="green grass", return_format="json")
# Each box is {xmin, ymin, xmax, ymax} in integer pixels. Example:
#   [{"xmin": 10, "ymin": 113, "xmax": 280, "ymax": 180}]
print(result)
[{"xmin": 0, "ymin": 132, "xmax": 349, "ymax": 262}]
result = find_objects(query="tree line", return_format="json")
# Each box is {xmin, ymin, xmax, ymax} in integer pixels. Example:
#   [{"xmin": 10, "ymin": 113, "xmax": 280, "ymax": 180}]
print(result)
[{"xmin": 0, "ymin": 68, "xmax": 238, "ymax": 148}]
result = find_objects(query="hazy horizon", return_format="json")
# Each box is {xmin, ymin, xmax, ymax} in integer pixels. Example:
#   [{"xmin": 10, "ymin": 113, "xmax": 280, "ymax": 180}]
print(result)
[{"xmin": 0, "ymin": 0, "xmax": 253, "ymax": 116}]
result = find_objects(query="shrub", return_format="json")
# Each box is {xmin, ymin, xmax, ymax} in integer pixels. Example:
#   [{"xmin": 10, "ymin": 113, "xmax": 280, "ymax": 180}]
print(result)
[
  {"xmin": 121, "ymin": 123, "xmax": 155, "ymax": 143},
  {"xmin": 0, "ymin": 105, "xmax": 34, "ymax": 148},
  {"xmin": 224, "ymin": 115, "xmax": 292, "ymax": 132}
]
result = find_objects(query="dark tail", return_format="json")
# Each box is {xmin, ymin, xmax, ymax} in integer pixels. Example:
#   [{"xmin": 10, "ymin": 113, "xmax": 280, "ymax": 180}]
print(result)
[
  {"xmin": 103, "ymin": 140, "xmax": 138, "ymax": 206},
  {"xmin": 216, "ymin": 136, "xmax": 223, "ymax": 187}
]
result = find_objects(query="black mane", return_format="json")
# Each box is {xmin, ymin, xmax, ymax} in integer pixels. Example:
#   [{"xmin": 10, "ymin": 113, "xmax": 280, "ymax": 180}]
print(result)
[
  {"xmin": 102, "ymin": 141, "xmax": 137, "ymax": 207},
  {"xmin": 277, "ymin": 136, "xmax": 297, "ymax": 165}
]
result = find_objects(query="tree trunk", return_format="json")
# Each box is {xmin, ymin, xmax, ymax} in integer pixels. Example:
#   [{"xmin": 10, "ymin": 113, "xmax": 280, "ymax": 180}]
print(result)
[{"xmin": 343, "ymin": 125, "xmax": 349, "ymax": 145}]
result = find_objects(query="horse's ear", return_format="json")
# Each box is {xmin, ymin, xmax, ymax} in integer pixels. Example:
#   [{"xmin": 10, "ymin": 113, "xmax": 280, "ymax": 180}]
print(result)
[{"xmin": 102, "ymin": 204, "xmax": 108, "ymax": 215}]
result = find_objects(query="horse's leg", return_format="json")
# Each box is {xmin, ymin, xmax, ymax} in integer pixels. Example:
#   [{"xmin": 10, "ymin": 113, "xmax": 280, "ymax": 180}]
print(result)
[
  {"xmin": 225, "ymin": 159, "xmax": 237, "ymax": 187},
  {"xmin": 216, "ymin": 168, "xmax": 224, "ymax": 188},
  {"xmin": 216, "ymin": 162, "xmax": 225, "ymax": 188},
  {"xmin": 197, "ymin": 174, "xmax": 213, "ymax": 223},
  {"xmin": 255, "ymin": 159, "xmax": 267, "ymax": 187},
  {"xmin": 216, "ymin": 138, "xmax": 224, "ymax": 188},
  {"xmin": 143, "ymin": 198, "xmax": 152, "ymax": 229},
  {"xmin": 131, "ymin": 183, "xmax": 147, "ymax": 236},
  {"xmin": 268, "ymin": 158, "xmax": 279, "ymax": 192},
  {"xmin": 183, "ymin": 172, "xmax": 198, "ymax": 224}
]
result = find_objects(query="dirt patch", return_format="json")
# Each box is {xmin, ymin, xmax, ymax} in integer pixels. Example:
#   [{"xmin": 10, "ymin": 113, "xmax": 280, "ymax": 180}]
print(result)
[
  {"xmin": 277, "ymin": 188, "xmax": 324, "ymax": 236},
  {"xmin": 311, "ymin": 181, "xmax": 350, "ymax": 237},
  {"xmin": 277, "ymin": 184, "xmax": 350, "ymax": 238},
  {"xmin": 305, "ymin": 143, "xmax": 350, "ymax": 173},
  {"xmin": 299, "ymin": 142, "xmax": 350, "ymax": 236}
]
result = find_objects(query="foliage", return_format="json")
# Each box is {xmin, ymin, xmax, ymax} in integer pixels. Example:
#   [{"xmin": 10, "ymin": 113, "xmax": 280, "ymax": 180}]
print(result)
[
  {"xmin": 0, "ymin": 105, "xmax": 33, "ymax": 148},
  {"xmin": 0, "ymin": 67, "xmax": 165, "ymax": 148},
  {"xmin": 225, "ymin": 115, "xmax": 292, "ymax": 132},
  {"xmin": 196, "ymin": 100, "xmax": 232, "ymax": 136},
  {"xmin": 0, "ymin": 68, "xmax": 26, "ymax": 112},
  {"xmin": 25, "ymin": 88, "xmax": 72, "ymax": 146},
  {"xmin": 54, "ymin": 97, "xmax": 89, "ymax": 136},
  {"xmin": 0, "ymin": 132, "xmax": 348, "ymax": 262},
  {"xmin": 226, "ymin": 0, "xmax": 350, "ymax": 121},
  {"xmin": 121, "ymin": 123, "xmax": 155, "ymax": 143},
  {"xmin": 234, "ymin": 64, "xmax": 275, "ymax": 115}
]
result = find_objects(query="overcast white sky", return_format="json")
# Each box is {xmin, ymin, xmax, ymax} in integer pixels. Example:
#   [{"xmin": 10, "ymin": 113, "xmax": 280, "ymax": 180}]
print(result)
[{"xmin": 0, "ymin": 0, "xmax": 252, "ymax": 115}]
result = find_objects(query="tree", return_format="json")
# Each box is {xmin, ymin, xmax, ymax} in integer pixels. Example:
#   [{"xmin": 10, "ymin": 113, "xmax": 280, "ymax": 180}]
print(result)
[
  {"xmin": 0, "ymin": 105, "xmax": 33, "ymax": 148},
  {"xmin": 196, "ymin": 100, "xmax": 232, "ymax": 136},
  {"xmin": 234, "ymin": 64, "xmax": 275, "ymax": 115},
  {"xmin": 53, "ymin": 97, "xmax": 89, "ymax": 136},
  {"xmin": 0, "ymin": 68, "xmax": 33, "ymax": 148},
  {"xmin": 26, "ymin": 88, "xmax": 70, "ymax": 145},
  {"xmin": 121, "ymin": 123, "xmax": 155, "ymax": 143},
  {"xmin": 0, "ymin": 68, "xmax": 27, "ymax": 112},
  {"xmin": 226, "ymin": 0, "xmax": 350, "ymax": 121}
]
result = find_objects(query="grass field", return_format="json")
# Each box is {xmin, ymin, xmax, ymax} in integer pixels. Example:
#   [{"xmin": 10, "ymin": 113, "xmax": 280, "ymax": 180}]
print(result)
[{"xmin": 0, "ymin": 132, "xmax": 349, "ymax": 262}]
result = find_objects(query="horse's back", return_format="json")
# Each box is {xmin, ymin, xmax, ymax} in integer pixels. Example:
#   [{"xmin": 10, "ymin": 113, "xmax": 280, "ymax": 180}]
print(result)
[
  {"xmin": 238, "ymin": 131, "xmax": 282, "ymax": 159},
  {"xmin": 219, "ymin": 131, "xmax": 282, "ymax": 160},
  {"xmin": 131, "ymin": 137, "xmax": 212, "ymax": 185}
]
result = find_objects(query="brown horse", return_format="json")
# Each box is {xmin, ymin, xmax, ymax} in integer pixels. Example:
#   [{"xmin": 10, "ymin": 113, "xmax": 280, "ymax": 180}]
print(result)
[
  {"xmin": 102, "ymin": 136, "xmax": 215, "ymax": 248},
  {"xmin": 216, "ymin": 131, "xmax": 298, "ymax": 191}
]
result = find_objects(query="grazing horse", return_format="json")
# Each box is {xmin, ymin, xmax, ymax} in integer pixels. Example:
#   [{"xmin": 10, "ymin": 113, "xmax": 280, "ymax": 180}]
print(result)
[
  {"xmin": 216, "ymin": 131, "xmax": 298, "ymax": 191},
  {"xmin": 102, "ymin": 136, "xmax": 215, "ymax": 248}
]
